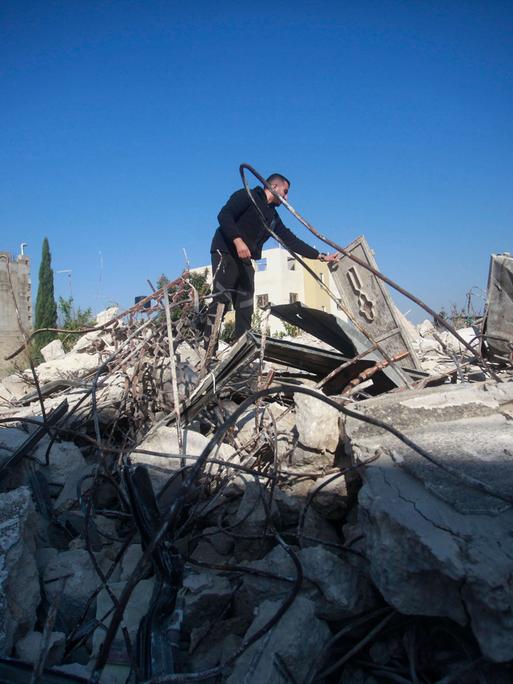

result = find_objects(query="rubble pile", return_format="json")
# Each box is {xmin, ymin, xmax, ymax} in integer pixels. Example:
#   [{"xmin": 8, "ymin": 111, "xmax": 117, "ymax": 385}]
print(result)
[{"xmin": 0, "ymin": 271, "xmax": 513, "ymax": 684}]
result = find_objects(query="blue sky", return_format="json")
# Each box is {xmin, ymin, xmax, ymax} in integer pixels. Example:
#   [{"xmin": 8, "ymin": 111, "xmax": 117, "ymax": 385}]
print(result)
[{"xmin": 1, "ymin": 0, "xmax": 512, "ymax": 321}]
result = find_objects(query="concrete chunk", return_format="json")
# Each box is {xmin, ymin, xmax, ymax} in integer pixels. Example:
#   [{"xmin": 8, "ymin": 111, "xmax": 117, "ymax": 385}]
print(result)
[
  {"xmin": 41, "ymin": 339, "xmax": 66, "ymax": 362},
  {"xmin": 43, "ymin": 549, "xmax": 99, "ymax": 632},
  {"xmin": 15, "ymin": 630, "xmax": 65, "ymax": 666},
  {"xmin": 294, "ymin": 392, "xmax": 341, "ymax": 452},
  {"xmin": 92, "ymin": 578, "xmax": 154, "ymax": 663},
  {"xmin": 345, "ymin": 379, "xmax": 513, "ymax": 662},
  {"xmin": 133, "ymin": 426, "xmax": 236, "ymax": 494},
  {"xmin": 0, "ymin": 486, "xmax": 40, "ymax": 655},
  {"xmin": 227, "ymin": 595, "xmax": 330, "ymax": 683}
]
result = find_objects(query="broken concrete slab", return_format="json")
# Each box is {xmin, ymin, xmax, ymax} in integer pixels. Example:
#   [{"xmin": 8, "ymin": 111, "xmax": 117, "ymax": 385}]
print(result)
[
  {"xmin": 176, "ymin": 341, "xmax": 203, "ymax": 369},
  {"xmin": 226, "ymin": 595, "xmax": 331, "ymax": 683},
  {"xmin": 0, "ymin": 373, "xmax": 33, "ymax": 403},
  {"xmin": 2, "ymin": 254, "xmax": 510, "ymax": 681},
  {"xmin": 53, "ymin": 463, "xmax": 95, "ymax": 513},
  {"xmin": 41, "ymin": 339, "xmax": 66, "ymax": 363},
  {"xmin": 92, "ymin": 578, "xmax": 155, "ymax": 664},
  {"xmin": 189, "ymin": 617, "xmax": 246, "ymax": 672},
  {"xmin": 240, "ymin": 544, "xmax": 376, "ymax": 621},
  {"xmin": 294, "ymin": 392, "xmax": 341, "ymax": 452},
  {"xmin": 190, "ymin": 526, "xmax": 234, "ymax": 566},
  {"xmin": 53, "ymin": 661, "xmax": 120, "ymax": 684},
  {"xmin": 202, "ymin": 527, "xmax": 234, "ymax": 556},
  {"xmin": 152, "ymin": 358, "xmax": 198, "ymax": 404},
  {"xmin": 72, "ymin": 329, "xmax": 105, "ymax": 353},
  {"xmin": 345, "ymin": 380, "xmax": 513, "ymax": 513},
  {"xmin": 182, "ymin": 569, "xmax": 232, "ymax": 631},
  {"xmin": 273, "ymin": 482, "xmax": 313, "ymax": 527},
  {"xmin": 15, "ymin": 629, "xmax": 65, "ymax": 666},
  {"xmin": 299, "ymin": 506, "xmax": 343, "ymax": 550},
  {"xmin": 25, "ymin": 352, "xmax": 101, "ymax": 384},
  {"xmin": 291, "ymin": 443, "xmax": 335, "ymax": 469},
  {"xmin": 35, "ymin": 547, "xmax": 59, "ymax": 575},
  {"xmin": 418, "ymin": 319, "xmax": 436, "ymax": 337},
  {"xmin": 33, "ymin": 439, "xmax": 86, "ymax": 487},
  {"xmin": 0, "ymin": 427, "xmax": 31, "ymax": 483},
  {"xmin": 96, "ymin": 307, "xmax": 119, "ymax": 326},
  {"xmin": 228, "ymin": 480, "xmax": 279, "ymax": 538},
  {"xmin": 43, "ymin": 549, "xmax": 99, "ymax": 632},
  {"xmin": 309, "ymin": 472, "xmax": 351, "ymax": 519},
  {"xmin": 437, "ymin": 326, "xmax": 479, "ymax": 354},
  {"xmin": 132, "ymin": 425, "xmax": 237, "ymax": 494},
  {"xmin": 120, "ymin": 544, "xmax": 143, "ymax": 582},
  {"xmin": 345, "ymin": 379, "xmax": 513, "ymax": 662},
  {"xmin": 0, "ymin": 486, "xmax": 40, "ymax": 656}
]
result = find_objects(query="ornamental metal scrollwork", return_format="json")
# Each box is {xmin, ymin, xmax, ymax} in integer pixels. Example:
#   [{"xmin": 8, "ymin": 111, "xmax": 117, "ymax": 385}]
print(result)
[{"xmin": 347, "ymin": 266, "xmax": 375, "ymax": 322}]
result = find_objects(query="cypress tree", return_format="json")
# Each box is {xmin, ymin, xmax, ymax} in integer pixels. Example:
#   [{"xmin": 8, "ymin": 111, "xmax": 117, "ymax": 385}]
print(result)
[{"xmin": 34, "ymin": 237, "xmax": 57, "ymax": 349}]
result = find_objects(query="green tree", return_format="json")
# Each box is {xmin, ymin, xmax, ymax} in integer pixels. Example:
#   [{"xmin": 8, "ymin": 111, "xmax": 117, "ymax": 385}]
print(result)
[
  {"xmin": 57, "ymin": 297, "xmax": 96, "ymax": 351},
  {"xmin": 34, "ymin": 237, "xmax": 57, "ymax": 349}
]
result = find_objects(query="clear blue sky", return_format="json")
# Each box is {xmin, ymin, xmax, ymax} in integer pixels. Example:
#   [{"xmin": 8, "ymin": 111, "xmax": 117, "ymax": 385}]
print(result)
[{"xmin": 1, "ymin": 0, "xmax": 512, "ymax": 322}]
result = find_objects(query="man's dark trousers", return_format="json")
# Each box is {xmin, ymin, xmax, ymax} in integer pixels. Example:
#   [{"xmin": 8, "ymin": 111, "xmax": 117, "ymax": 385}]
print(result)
[{"xmin": 204, "ymin": 251, "xmax": 255, "ymax": 343}]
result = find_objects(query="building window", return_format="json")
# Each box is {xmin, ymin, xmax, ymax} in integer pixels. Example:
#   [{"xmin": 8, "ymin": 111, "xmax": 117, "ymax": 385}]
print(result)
[
  {"xmin": 287, "ymin": 257, "xmax": 296, "ymax": 271},
  {"xmin": 256, "ymin": 258, "xmax": 267, "ymax": 272},
  {"xmin": 256, "ymin": 293, "xmax": 269, "ymax": 307},
  {"xmin": 289, "ymin": 292, "xmax": 299, "ymax": 303}
]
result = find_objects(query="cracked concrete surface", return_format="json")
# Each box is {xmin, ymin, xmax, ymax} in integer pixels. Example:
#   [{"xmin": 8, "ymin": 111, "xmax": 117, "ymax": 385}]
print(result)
[{"xmin": 345, "ymin": 379, "xmax": 513, "ymax": 662}]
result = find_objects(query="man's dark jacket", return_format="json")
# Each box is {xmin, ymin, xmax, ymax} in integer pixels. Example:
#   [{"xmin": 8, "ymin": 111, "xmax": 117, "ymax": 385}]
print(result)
[{"xmin": 211, "ymin": 186, "xmax": 319, "ymax": 261}]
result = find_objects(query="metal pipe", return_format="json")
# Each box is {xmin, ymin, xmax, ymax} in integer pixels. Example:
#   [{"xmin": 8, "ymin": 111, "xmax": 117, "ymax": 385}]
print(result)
[{"xmin": 239, "ymin": 163, "xmax": 498, "ymax": 380}]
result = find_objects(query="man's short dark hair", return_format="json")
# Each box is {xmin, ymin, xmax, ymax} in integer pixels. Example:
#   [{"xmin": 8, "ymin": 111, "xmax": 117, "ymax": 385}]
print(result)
[{"xmin": 266, "ymin": 173, "xmax": 291, "ymax": 188}]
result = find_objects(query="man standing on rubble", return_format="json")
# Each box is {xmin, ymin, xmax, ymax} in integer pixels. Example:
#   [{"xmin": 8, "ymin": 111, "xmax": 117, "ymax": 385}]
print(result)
[{"xmin": 204, "ymin": 173, "xmax": 339, "ymax": 347}]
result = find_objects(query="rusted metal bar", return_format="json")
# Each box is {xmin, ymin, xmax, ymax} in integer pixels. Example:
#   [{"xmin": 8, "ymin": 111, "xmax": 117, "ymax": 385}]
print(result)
[
  {"xmin": 200, "ymin": 302, "xmax": 224, "ymax": 379},
  {"xmin": 238, "ymin": 173, "xmax": 413, "ymax": 388},
  {"xmin": 239, "ymin": 163, "xmax": 498, "ymax": 380},
  {"xmin": 162, "ymin": 285, "xmax": 184, "ymax": 458},
  {"xmin": 341, "ymin": 350, "xmax": 409, "ymax": 396},
  {"xmin": 315, "ymin": 344, "xmax": 379, "ymax": 390}
]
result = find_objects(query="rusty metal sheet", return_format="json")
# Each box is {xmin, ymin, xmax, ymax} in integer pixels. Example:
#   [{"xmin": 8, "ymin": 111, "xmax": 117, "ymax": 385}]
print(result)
[{"xmin": 329, "ymin": 235, "xmax": 421, "ymax": 372}]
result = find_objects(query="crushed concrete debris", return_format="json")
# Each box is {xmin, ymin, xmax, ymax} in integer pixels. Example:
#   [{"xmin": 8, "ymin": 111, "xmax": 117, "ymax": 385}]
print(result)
[
  {"xmin": 0, "ymin": 486, "xmax": 40, "ymax": 656},
  {"xmin": 41, "ymin": 339, "xmax": 66, "ymax": 363},
  {"xmin": 345, "ymin": 379, "xmax": 513, "ymax": 661},
  {"xmin": 0, "ymin": 265, "xmax": 512, "ymax": 682}
]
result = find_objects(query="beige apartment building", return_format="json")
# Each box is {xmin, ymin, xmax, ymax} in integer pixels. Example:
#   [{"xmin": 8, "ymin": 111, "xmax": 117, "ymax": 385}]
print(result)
[{"xmin": 192, "ymin": 246, "xmax": 340, "ymax": 334}]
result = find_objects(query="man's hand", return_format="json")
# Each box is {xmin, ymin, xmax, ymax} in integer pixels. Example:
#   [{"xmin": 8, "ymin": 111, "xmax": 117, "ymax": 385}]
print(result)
[
  {"xmin": 318, "ymin": 252, "xmax": 341, "ymax": 263},
  {"xmin": 233, "ymin": 238, "xmax": 252, "ymax": 261}
]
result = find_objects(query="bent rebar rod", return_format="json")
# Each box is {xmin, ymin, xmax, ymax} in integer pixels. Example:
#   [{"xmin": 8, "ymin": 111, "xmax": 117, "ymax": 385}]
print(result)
[
  {"xmin": 238, "ymin": 167, "xmax": 413, "ymax": 387},
  {"xmin": 239, "ymin": 163, "xmax": 498, "ymax": 379}
]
